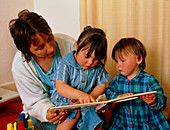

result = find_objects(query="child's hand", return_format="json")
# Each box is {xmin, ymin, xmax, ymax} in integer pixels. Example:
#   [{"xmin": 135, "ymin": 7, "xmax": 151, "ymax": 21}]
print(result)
[
  {"xmin": 95, "ymin": 99, "xmax": 115, "ymax": 113},
  {"xmin": 117, "ymin": 93, "xmax": 133, "ymax": 98},
  {"xmin": 70, "ymin": 99, "xmax": 80, "ymax": 105},
  {"xmin": 139, "ymin": 94, "xmax": 156, "ymax": 106},
  {"xmin": 96, "ymin": 105, "xmax": 111, "ymax": 113},
  {"xmin": 78, "ymin": 93, "xmax": 96, "ymax": 104}
]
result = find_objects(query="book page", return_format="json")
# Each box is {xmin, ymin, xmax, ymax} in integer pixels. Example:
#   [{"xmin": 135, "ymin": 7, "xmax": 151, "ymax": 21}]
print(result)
[{"xmin": 50, "ymin": 91, "xmax": 157, "ymax": 111}]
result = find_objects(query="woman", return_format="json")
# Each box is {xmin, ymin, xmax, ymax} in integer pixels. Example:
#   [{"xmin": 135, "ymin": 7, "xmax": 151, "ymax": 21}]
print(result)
[{"xmin": 9, "ymin": 9, "xmax": 75, "ymax": 129}]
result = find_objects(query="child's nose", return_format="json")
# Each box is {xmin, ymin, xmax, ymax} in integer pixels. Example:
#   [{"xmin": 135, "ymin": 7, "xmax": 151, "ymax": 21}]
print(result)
[{"xmin": 116, "ymin": 62, "xmax": 121, "ymax": 67}]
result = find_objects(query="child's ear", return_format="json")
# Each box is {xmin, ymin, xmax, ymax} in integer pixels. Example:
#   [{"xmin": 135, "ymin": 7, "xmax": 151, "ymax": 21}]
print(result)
[
  {"xmin": 75, "ymin": 42, "xmax": 78, "ymax": 51},
  {"xmin": 137, "ymin": 55, "xmax": 143, "ymax": 65}
]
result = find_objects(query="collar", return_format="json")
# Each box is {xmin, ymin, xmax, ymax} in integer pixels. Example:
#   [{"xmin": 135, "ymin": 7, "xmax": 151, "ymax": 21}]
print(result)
[{"xmin": 119, "ymin": 68, "xmax": 144, "ymax": 80}]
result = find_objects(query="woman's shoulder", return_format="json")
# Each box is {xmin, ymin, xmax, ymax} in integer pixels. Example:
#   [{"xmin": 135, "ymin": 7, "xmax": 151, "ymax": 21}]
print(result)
[
  {"xmin": 54, "ymin": 33, "xmax": 76, "ymax": 42},
  {"xmin": 54, "ymin": 33, "xmax": 76, "ymax": 57},
  {"xmin": 12, "ymin": 51, "xmax": 35, "ymax": 74},
  {"xmin": 12, "ymin": 51, "xmax": 24, "ymax": 68}
]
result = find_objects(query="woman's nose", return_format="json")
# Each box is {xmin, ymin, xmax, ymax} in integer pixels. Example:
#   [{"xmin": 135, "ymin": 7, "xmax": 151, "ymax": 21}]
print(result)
[
  {"xmin": 46, "ymin": 43, "xmax": 54, "ymax": 53},
  {"xmin": 87, "ymin": 58, "xmax": 93, "ymax": 65}
]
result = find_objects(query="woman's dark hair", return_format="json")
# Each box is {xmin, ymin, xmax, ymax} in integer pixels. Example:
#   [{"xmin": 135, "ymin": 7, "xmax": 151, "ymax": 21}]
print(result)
[
  {"xmin": 77, "ymin": 27, "xmax": 107, "ymax": 64},
  {"xmin": 112, "ymin": 38, "xmax": 147, "ymax": 69},
  {"xmin": 9, "ymin": 9, "xmax": 52, "ymax": 62}
]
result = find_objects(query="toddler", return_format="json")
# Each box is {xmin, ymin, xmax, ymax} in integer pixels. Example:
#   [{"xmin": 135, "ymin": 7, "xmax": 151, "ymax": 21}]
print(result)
[{"xmin": 106, "ymin": 38, "xmax": 170, "ymax": 129}]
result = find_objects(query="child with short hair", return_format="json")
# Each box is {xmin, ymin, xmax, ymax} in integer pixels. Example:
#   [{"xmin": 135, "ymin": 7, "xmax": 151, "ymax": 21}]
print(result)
[
  {"xmin": 106, "ymin": 38, "xmax": 170, "ymax": 129},
  {"xmin": 51, "ymin": 27, "xmax": 111, "ymax": 130}
]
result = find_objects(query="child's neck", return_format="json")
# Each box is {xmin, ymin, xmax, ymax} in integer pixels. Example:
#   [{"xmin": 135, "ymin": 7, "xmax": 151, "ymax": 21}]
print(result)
[{"xmin": 127, "ymin": 67, "xmax": 140, "ymax": 80}]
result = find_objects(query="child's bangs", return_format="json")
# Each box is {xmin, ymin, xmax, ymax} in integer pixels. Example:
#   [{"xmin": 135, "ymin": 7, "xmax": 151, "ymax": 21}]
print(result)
[
  {"xmin": 115, "ymin": 49, "xmax": 125, "ymax": 60},
  {"xmin": 87, "ymin": 35, "xmax": 106, "ymax": 60}
]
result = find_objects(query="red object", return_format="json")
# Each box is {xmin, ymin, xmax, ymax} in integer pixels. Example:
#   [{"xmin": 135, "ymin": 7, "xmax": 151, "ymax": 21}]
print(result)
[
  {"xmin": 127, "ymin": 110, "xmax": 130, "ymax": 113},
  {"xmin": 18, "ymin": 120, "xmax": 25, "ymax": 130},
  {"xmin": 0, "ymin": 96, "xmax": 20, "ymax": 106},
  {"xmin": 127, "ymin": 80, "xmax": 129, "ymax": 83},
  {"xmin": 0, "ymin": 97, "xmax": 23, "ymax": 130}
]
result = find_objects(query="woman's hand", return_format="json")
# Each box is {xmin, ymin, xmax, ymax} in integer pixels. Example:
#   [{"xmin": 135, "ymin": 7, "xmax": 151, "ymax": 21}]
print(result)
[
  {"xmin": 140, "ymin": 94, "xmax": 156, "ymax": 106},
  {"xmin": 46, "ymin": 108, "xmax": 69, "ymax": 124}
]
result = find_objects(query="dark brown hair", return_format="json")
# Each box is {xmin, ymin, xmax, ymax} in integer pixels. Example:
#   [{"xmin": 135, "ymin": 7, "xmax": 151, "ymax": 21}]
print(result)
[
  {"xmin": 9, "ymin": 9, "xmax": 52, "ymax": 62},
  {"xmin": 112, "ymin": 38, "xmax": 147, "ymax": 69},
  {"xmin": 77, "ymin": 27, "xmax": 107, "ymax": 64}
]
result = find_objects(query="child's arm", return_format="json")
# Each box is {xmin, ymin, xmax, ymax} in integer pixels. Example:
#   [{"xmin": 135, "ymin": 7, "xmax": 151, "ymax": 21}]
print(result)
[
  {"xmin": 56, "ymin": 80, "xmax": 96, "ymax": 103},
  {"xmin": 141, "ymin": 75, "xmax": 167, "ymax": 111},
  {"xmin": 106, "ymin": 76, "xmax": 120, "ymax": 100},
  {"xmin": 90, "ymin": 83, "xmax": 106, "ymax": 99}
]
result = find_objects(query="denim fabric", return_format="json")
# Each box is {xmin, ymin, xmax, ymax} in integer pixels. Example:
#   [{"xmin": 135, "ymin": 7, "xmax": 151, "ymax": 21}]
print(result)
[{"xmin": 30, "ymin": 116, "xmax": 58, "ymax": 130}]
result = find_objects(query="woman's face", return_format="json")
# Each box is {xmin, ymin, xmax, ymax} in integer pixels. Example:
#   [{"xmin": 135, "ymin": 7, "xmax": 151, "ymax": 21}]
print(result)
[{"xmin": 29, "ymin": 33, "xmax": 56, "ymax": 58}]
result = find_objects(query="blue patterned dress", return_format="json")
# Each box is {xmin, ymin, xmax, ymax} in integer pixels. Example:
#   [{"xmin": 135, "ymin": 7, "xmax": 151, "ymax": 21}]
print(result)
[{"xmin": 51, "ymin": 51, "xmax": 111, "ymax": 130}]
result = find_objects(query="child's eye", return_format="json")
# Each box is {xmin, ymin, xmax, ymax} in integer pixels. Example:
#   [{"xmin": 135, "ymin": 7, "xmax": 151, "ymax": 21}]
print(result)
[
  {"xmin": 115, "ymin": 60, "xmax": 118, "ymax": 63},
  {"xmin": 121, "ymin": 60, "xmax": 125, "ymax": 62}
]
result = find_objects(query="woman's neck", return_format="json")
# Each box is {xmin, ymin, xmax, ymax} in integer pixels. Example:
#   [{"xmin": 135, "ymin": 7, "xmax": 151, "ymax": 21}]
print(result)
[{"xmin": 32, "ymin": 55, "xmax": 54, "ymax": 73}]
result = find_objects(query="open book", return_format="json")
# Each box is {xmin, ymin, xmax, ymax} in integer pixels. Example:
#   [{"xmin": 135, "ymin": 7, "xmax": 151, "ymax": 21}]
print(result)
[{"xmin": 50, "ymin": 91, "xmax": 157, "ymax": 111}]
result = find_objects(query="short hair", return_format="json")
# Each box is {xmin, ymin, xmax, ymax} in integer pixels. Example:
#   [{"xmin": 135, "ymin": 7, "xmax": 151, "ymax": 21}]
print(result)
[
  {"xmin": 112, "ymin": 38, "xmax": 147, "ymax": 69},
  {"xmin": 9, "ymin": 9, "xmax": 52, "ymax": 62}
]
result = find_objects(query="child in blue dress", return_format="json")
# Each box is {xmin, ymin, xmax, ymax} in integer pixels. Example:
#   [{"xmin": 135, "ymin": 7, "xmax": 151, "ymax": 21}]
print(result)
[
  {"xmin": 51, "ymin": 27, "xmax": 111, "ymax": 130},
  {"xmin": 106, "ymin": 38, "xmax": 170, "ymax": 129}
]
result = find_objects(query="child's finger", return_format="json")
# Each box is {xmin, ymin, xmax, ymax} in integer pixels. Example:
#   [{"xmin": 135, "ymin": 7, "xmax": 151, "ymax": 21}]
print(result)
[{"xmin": 90, "ymin": 96, "xmax": 96, "ymax": 103}]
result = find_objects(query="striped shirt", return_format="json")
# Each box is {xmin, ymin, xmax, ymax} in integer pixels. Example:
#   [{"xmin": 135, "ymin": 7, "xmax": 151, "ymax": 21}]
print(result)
[{"xmin": 106, "ymin": 69, "xmax": 169, "ymax": 130}]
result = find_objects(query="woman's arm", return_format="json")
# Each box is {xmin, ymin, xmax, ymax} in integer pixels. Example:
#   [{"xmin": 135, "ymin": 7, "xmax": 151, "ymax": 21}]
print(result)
[
  {"xmin": 12, "ymin": 51, "xmax": 67, "ymax": 122},
  {"xmin": 13, "ymin": 69, "xmax": 55, "ymax": 122}
]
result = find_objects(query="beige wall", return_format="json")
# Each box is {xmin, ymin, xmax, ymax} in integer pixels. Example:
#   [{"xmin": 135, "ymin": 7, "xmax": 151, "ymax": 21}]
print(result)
[
  {"xmin": 0, "ymin": 0, "xmax": 34, "ymax": 89},
  {"xmin": 0, "ymin": 0, "xmax": 80, "ymax": 90},
  {"xmin": 34, "ymin": 0, "xmax": 80, "ymax": 39}
]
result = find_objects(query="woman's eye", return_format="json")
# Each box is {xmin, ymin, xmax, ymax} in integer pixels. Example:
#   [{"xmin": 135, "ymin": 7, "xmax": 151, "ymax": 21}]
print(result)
[
  {"xmin": 37, "ymin": 44, "xmax": 45, "ymax": 50},
  {"xmin": 47, "ymin": 35, "xmax": 54, "ymax": 42},
  {"xmin": 94, "ymin": 58, "xmax": 98, "ymax": 61},
  {"xmin": 85, "ymin": 55, "xmax": 89, "ymax": 58},
  {"xmin": 47, "ymin": 37, "xmax": 52, "ymax": 42}
]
